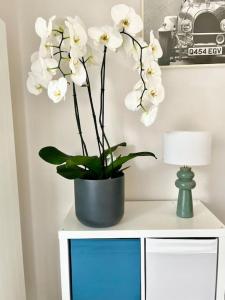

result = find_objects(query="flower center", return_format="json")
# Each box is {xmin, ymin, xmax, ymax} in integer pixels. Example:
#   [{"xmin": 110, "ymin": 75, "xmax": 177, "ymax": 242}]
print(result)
[
  {"xmin": 54, "ymin": 89, "xmax": 61, "ymax": 97},
  {"xmin": 150, "ymin": 89, "xmax": 157, "ymax": 97},
  {"xmin": 73, "ymin": 37, "xmax": 80, "ymax": 44},
  {"xmin": 35, "ymin": 84, "xmax": 42, "ymax": 91},
  {"xmin": 147, "ymin": 68, "xmax": 154, "ymax": 76},
  {"xmin": 122, "ymin": 19, "xmax": 130, "ymax": 27},
  {"xmin": 152, "ymin": 45, "xmax": 156, "ymax": 53},
  {"xmin": 58, "ymin": 26, "xmax": 64, "ymax": 33},
  {"xmin": 100, "ymin": 34, "xmax": 109, "ymax": 44},
  {"xmin": 88, "ymin": 55, "xmax": 94, "ymax": 63},
  {"xmin": 72, "ymin": 59, "xmax": 79, "ymax": 66}
]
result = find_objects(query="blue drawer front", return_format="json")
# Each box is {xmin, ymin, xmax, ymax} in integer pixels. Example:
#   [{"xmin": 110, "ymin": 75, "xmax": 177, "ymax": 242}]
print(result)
[{"xmin": 70, "ymin": 239, "xmax": 141, "ymax": 300}]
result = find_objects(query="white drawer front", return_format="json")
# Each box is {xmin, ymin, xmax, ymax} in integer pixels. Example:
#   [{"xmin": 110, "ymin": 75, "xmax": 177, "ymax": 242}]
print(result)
[{"xmin": 146, "ymin": 238, "xmax": 218, "ymax": 300}]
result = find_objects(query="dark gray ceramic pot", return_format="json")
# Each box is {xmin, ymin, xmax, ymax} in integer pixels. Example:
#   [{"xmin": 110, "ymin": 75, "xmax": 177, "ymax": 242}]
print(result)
[{"xmin": 74, "ymin": 174, "xmax": 124, "ymax": 228}]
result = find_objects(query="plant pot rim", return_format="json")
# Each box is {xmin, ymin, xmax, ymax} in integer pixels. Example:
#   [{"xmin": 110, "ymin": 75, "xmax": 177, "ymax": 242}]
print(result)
[{"xmin": 75, "ymin": 172, "xmax": 124, "ymax": 183}]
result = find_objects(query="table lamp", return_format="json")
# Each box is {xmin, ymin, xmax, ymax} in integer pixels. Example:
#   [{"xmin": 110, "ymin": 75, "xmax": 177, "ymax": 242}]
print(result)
[{"xmin": 163, "ymin": 131, "xmax": 211, "ymax": 218}]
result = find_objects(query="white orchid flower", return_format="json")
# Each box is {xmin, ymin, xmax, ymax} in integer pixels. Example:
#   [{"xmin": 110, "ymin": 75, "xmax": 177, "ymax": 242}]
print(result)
[
  {"xmin": 148, "ymin": 31, "xmax": 163, "ymax": 60},
  {"xmin": 60, "ymin": 37, "xmax": 70, "ymax": 52},
  {"xmin": 146, "ymin": 83, "xmax": 165, "ymax": 106},
  {"xmin": 47, "ymin": 77, "xmax": 68, "ymax": 103},
  {"xmin": 141, "ymin": 105, "xmax": 158, "ymax": 127},
  {"xmin": 52, "ymin": 17, "xmax": 67, "ymax": 35},
  {"xmin": 133, "ymin": 80, "xmax": 144, "ymax": 91},
  {"xmin": 27, "ymin": 72, "xmax": 45, "ymax": 95},
  {"xmin": 88, "ymin": 26, "xmax": 123, "ymax": 51},
  {"xmin": 122, "ymin": 35, "xmax": 136, "ymax": 56},
  {"xmin": 123, "ymin": 35, "xmax": 147, "ymax": 62},
  {"xmin": 35, "ymin": 16, "xmax": 56, "ymax": 58},
  {"xmin": 31, "ymin": 52, "xmax": 39, "ymax": 63},
  {"xmin": 65, "ymin": 16, "xmax": 87, "ymax": 57},
  {"xmin": 84, "ymin": 44, "xmax": 102, "ymax": 65},
  {"xmin": 111, "ymin": 4, "xmax": 143, "ymax": 36},
  {"xmin": 31, "ymin": 57, "xmax": 58, "ymax": 83},
  {"xmin": 39, "ymin": 40, "xmax": 55, "ymax": 58},
  {"xmin": 45, "ymin": 58, "xmax": 58, "ymax": 75},
  {"xmin": 124, "ymin": 90, "xmax": 142, "ymax": 111},
  {"xmin": 31, "ymin": 59, "xmax": 52, "ymax": 85},
  {"xmin": 70, "ymin": 46, "xmax": 87, "ymax": 60},
  {"xmin": 143, "ymin": 60, "xmax": 162, "ymax": 85},
  {"xmin": 35, "ymin": 16, "xmax": 55, "ymax": 39},
  {"xmin": 69, "ymin": 58, "xmax": 86, "ymax": 86}
]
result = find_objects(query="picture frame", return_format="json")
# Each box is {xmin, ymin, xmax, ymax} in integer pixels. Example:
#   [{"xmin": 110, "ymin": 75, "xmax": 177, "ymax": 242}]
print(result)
[{"xmin": 141, "ymin": 0, "xmax": 225, "ymax": 68}]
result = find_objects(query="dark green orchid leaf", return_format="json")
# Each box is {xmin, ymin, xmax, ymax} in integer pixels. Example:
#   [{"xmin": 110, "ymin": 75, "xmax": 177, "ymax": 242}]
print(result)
[
  {"xmin": 101, "ymin": 142, "xmax": 127, "ymax": 158},
  {"xmin": 57, "ymin": 164, "xmax": 87, "ymax": 180},
  {"xmin": 68, "ymin": 156, "xmax": 102, "ymax": 174},
  {"xmin": 67, "ymin": 155, "xmax": 102, "ymax": 173},
  {"xmin": 39, "ymin": 146, "xmax": 72, "ymax": 165},
  {"xmin": 39, "ymin": 146, "xmax": 102, "ymax": 174},
  {"xmin": 106, "ymin": 151, "xmax": 156, "ymax": 177},
  {"xmin": 40, "ymin": 146, "xmax": 156, "ymax": 180},
  {"xmin": 120, "ymin": 166, "xmax": 130, "ymax": 173}
]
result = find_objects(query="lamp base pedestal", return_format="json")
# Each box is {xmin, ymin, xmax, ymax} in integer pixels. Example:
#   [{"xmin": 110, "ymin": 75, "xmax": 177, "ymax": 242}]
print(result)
[{"xmin": 175, "ymin": 167, "xmax": 196, "ymax": 218}]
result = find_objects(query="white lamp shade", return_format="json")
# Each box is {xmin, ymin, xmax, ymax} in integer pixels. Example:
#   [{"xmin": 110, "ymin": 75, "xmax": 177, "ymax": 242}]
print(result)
[{"xmin": 163, "ymin": 131, "xmax": 211, "ymax": 166}]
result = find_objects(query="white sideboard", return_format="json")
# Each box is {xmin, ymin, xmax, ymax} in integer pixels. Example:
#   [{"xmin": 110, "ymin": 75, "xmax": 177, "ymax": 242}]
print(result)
[{"xmin": 59, "ymin": 200, "xmax": 225, "ymax": 300}]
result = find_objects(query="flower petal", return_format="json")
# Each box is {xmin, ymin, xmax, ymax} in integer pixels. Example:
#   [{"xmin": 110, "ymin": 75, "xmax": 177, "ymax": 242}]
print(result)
[
  {"xmin": 133, "ymin": 80, "xmax": 143, "ymax": 90},
  {"xmin": 111, "ymin": 4, "xmax": 143, "ymax": 36},
  {"xmin": 141, "ymin": 105, "xmax": 158, "ymax": 127},
  {"xmin": 88, "ymin": 26, "xmax": 122, "ymax": 51},
  {"xmin": 47, "ymin": 77, "xmax": 68, "ymax": 103},
  {"xmin": 26, "ymin": 72, "xmax": 44, "ymax": 95},
  {"xmin": 65, "ymin": 16, "xmax": 88, "ymax": 51},
  {"xmin": 88, "ymin": 27, "xmax": 103, "ymax": 43},
  {"xmin": 35, "ymin": 17, "xmax": 48, "ymax": 39},
  {"xmin": 30, "ymin": 51, "xmax": 39, "ymax": 63},
  {"xmin": 125, "ymin": 90, "xmax": 141, "ymax": 111},
  {"xmin": 31, "ymin": 57, "xmax": 53, "ymax": 83},
  {"xmin": 45, "ymin": 58, "xmax": 58, "ymax": 76},
  {"xmin": 70, "ymin": 45, "xmax": 87, "ymax": 59},
  {"xmin": 47, "ymin": 16, "xmax": 56, "ymax": 35},
  {"xmin": 107, "ymin": 28, "xmax": 123, "ymax": 51},
  {"xmin": 149, "ymin": 30, "xmax": 163, "ymax": 59},
  {"xmin": 31, "ymin": 58, "xmax": 44, "ymax": 75},
  {"xmin": 147, "ymin": 83, "xmax": 165, "ymax": 105},
  {"xmin": 143, "ymin": 60, "xmax": 162, "ymax": 87},
  {"xmin": 111, "ymin": 4, "xmax": 130, "ymax": 25},
  {"xmin": 38, "ymin": 39, "xmax": 49, "ymax": 58},
  {"xmin": 85, "ymin": 44, "xmax": 102, "ymax": 65},
  {"xmin": 126, "ymin": 8, "xmax": 143, "ymax": 35},
  {"xmin": 69, "ymin": 59, "xmax": 87, "ymax": 86}
]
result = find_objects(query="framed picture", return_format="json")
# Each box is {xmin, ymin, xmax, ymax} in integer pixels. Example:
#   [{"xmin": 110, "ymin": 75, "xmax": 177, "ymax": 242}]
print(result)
[{"xmin": 142, "ymin": 0, "xmax": 225, "ymax": 67}]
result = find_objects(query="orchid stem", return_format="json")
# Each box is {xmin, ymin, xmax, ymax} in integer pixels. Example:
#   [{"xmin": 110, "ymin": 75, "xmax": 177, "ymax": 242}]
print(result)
[
  {"xmin": 72, "ymin": 83, "xmax": 88, "ymax": 156},
  {"xmin": 81, "ymin": 58, "xmax": 103, "ymax": 157},
  {"xmin": 56, "ymin": 31, "xmax": 88, "ymax": 156},
  {"xmin": 99, "ymin": 46, "xmax": 113, "ymax": 175},
  {"xmin": 121, "ymin": 30, "xmax": 147, "ymax": 109}
]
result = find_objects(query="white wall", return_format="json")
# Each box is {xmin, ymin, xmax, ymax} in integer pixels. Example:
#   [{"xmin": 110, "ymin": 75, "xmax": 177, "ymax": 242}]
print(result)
[
  {"xmin": 0, "ymin": 19, "xmax": 26, "ymax": 300},
  {"xmin": 2, "ymin": 0, "xmax": 225, "ymax": 299}
]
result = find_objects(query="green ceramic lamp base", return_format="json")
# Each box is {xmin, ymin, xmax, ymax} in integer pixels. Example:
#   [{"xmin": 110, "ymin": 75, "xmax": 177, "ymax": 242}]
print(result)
[{"xmin": 175, "ymin": 167, "xmax": 196, "ymax": 218}]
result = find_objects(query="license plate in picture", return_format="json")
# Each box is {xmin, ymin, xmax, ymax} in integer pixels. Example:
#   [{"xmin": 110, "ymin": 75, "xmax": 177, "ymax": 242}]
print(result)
[{"xmin": 188, "ymin": 47, "xmax": 222, "ymax": 56}]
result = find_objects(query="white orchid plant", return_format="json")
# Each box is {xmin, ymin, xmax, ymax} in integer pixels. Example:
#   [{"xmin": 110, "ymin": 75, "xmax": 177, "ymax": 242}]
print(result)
[{"xmin": 27, "ymin": 4, "xmax": 164, "ymax": 180}]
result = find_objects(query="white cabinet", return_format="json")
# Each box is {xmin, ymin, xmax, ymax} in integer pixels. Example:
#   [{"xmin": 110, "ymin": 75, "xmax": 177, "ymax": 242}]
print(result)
[
  {"xmin": 59, "ymin": 201, "xmax": 225, "ymax": 300},
  {"xmin": 146, "ymin": 238, "xmax": 218, "ymax": 300}
]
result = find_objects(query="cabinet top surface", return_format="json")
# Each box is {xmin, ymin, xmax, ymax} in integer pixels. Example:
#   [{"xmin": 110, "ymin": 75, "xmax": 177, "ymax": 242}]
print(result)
[{"xmin": 59, "ymin": 201, "xmax": 225, "ymax": 238}]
